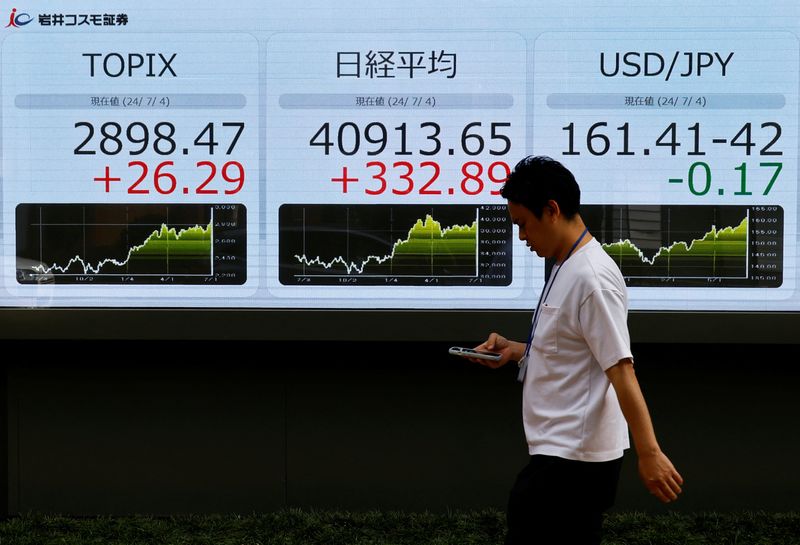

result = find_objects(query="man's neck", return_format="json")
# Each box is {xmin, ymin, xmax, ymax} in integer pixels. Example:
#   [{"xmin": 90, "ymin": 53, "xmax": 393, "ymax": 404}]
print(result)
[{"xmin": 554, "ymin": 218, "xmax": 590, "ymax": 263}]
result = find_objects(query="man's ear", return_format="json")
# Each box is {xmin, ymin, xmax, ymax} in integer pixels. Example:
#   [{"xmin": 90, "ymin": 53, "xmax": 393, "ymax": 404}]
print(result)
[{"xmin": 546, "ymin": 199, "xmax": 561, "ymax": 221}]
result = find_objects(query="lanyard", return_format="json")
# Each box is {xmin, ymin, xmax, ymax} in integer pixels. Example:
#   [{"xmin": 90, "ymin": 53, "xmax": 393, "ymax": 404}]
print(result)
[{"xmin": 517, "ymin": 227, "xmax": 588, "ymax": 382}]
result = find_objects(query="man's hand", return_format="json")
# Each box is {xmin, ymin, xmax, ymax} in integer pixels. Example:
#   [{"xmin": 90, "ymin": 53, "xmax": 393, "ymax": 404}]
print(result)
[
  {"xmin": 638, "ymin": 450, "xmax": 684, "ymax": 503},
  {"xmin": 468, "ymin": 332, "xmax": 525, "ymax": 369}
]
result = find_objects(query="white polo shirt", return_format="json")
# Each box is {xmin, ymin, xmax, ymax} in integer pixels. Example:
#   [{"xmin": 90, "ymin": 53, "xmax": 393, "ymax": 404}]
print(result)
[{"xmin": 522, "ymin": 238, "xmax": 631, "ymax": 462}]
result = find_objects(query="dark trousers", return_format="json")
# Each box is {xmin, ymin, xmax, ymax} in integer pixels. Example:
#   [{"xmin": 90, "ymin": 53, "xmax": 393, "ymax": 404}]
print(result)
[{"xmin": 505, "ymin": 454, "xmax": 624, "ymax": 545}]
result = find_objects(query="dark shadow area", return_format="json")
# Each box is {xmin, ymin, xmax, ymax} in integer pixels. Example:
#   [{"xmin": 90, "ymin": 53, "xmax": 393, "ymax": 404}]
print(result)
[{"xmin": 3, "ymin": 340, "xmax": 798, "ymax": 514}]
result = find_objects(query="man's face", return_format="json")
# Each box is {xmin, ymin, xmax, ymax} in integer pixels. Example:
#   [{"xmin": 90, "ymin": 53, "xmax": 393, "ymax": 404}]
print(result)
[{"xmin": 508, "ymin": 201, "xmax": 554, "ymax": 258}]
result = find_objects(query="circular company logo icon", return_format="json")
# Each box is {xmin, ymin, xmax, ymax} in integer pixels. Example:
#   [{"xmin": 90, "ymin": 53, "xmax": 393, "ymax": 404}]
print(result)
[{"xmin": 6, "ymin": 8, "xmax": 34, "ymax": 28}]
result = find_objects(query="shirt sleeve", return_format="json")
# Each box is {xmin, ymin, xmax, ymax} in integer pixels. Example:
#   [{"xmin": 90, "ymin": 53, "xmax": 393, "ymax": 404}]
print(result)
[{"xmin": 578, "ymin": 288, "xmax": 633, "ymax": 371}]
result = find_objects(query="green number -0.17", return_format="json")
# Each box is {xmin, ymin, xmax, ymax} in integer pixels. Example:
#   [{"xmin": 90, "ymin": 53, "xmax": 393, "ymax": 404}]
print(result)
[{"xmin": 687, "ymin": 161, "xmax": 782, "ymax": 196}]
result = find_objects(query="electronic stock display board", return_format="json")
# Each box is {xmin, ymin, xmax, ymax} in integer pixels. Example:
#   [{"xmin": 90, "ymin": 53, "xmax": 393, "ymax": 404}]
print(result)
[{"xmin": 1, "ymin": 1, "xmax": 799, "ymax": 322}]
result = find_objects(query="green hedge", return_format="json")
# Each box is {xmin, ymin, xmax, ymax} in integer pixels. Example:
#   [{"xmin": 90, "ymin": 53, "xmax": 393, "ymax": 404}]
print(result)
[{"xmin": 1, "ymin": 511, "xmax": 798, "ymax": 545}]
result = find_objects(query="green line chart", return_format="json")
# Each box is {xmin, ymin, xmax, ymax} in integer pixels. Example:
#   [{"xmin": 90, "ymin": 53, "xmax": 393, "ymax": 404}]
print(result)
[
  {"xmin": 581, "ymin": 205, "xmax": 782, "ymax": 287},
  {"xmin": 293, "ymin": 214, "xmax": 477, "ymax": 275},
  {"xmin": 33, "ymin": 222, "xmax": 213, "ymax": 276},
  {"xmin": 16, "ymin": 204, "xmax": 247, "ymax": 285},
  {"xmin": 279, "ymin": 204, "xmax": 512, "ymax": 286}
]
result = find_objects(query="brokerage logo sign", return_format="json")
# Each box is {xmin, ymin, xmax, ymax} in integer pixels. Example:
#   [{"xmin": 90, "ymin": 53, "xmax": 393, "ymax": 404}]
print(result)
[
  {"xmin": 5, "ymin": 8, "xmax": 33, "ymax": 28},
  {"xmin": 4, "ymin": 8, "xmax": 129, "ymax": 28}
]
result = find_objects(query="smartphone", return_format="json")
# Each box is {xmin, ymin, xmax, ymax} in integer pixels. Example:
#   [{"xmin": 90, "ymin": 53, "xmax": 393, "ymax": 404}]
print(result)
[{"xmin": 448, "ymin": 346, "xmax": 503, "ymax": 361}]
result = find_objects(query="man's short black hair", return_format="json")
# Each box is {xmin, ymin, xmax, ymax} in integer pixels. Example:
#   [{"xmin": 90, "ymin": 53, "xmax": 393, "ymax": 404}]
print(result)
[{"xmin": 500, "ymin": 155, "xmax": 581, "ymax": 219}]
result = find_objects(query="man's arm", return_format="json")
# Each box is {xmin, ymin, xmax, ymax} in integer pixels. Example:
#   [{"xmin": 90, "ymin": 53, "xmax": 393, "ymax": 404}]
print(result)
[{"xmin": 606, "ymin": 359, "xmax": 684, "ymax": 503}]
